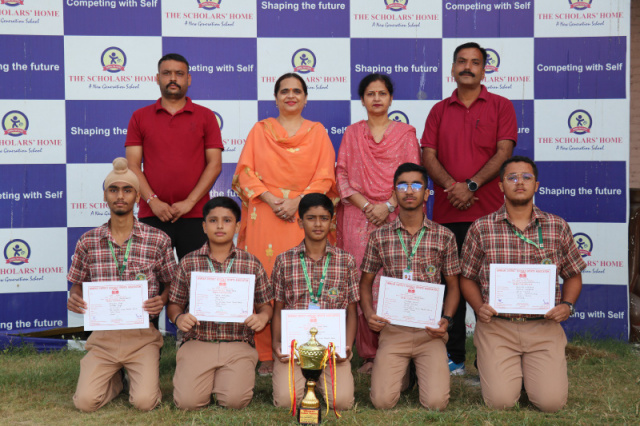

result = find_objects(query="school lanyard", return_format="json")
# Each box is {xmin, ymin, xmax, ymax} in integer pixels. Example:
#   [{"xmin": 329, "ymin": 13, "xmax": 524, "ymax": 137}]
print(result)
[
  {"xmin": 396, "ymin": 227, "xmax": 426, "ymax": 271},
  {"xmin": 108, "ymin": 238, "xmax": 132, "ymax": 279},
  {"xmin": 299, "ymin": 251, "xmax": 332, "ymax": 305},
  {"xmin": 206, "ymin": 257, "xmax": 235, "ymax": 273},
  {"xmin": 506, "ymin": 219, "xmax": 544, "ymax": 249}
]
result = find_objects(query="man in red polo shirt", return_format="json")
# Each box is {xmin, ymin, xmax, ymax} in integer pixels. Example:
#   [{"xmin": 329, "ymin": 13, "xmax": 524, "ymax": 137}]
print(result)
[
  {"xmin": 421, "ymin": 42, "xmax": 517, "ymax": 375},
  {"xmin": 126, "ymin": 53, "xmax": 223, "ymax": 260}
]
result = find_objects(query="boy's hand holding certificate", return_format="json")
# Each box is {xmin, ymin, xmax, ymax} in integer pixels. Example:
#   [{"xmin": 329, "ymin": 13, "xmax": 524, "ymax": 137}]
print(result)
[
  {"xmin": 376, "ymin": 276, "xmax": 445, "ymax": 329},
  {"xmin": 189, "ymin": 272, "xmax": 255, "ymax": 323},
  {"xmin": 83, "ymin": 281, "xmax": 149, "ymax": 331}
]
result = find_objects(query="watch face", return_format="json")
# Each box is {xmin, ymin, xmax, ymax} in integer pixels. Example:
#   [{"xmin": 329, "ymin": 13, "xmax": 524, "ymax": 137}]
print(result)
[{"xmin": 467, "ymin": 180, "xmax": 478, "ymax": 191}]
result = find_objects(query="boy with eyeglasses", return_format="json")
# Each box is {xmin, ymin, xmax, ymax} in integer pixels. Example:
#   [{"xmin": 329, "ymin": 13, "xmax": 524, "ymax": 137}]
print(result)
[
  {"xmin": 460, "ymin": 156, "xmax": 585, "ymax": 412},
  {"xmin": 359, "ymin": 162, "xmax": 460, "ymax": 410}
]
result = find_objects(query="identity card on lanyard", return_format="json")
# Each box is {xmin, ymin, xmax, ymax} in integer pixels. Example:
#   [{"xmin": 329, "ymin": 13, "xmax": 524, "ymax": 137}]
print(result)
[
  {"xmin": 299, "ymin": 251, "xmax": 332, "ymax": 310},
  {"xmin": 396, "ymin": 227, "xmax": 425, "ymax": 281}
]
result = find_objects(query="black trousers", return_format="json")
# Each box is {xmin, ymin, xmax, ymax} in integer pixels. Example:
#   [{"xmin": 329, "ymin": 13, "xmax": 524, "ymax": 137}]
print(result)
[
  {"xmin": 442, "ymin": 221, "xmax": 473, "ymax": 365},
  {"xmin": 139, "ymin": 216, "xmax": 207, "ymax": 260}
]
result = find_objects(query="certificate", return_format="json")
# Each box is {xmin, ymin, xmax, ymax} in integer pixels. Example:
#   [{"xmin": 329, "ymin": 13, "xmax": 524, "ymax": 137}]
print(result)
[
  {"xmin": 189, "ymin": 272, "xmax": 255, "ymax": 323},
  {"xmin": 281, "ymin": 309, "xmax": 347, "ymax": 358},
  {"xmin": 376, "ymin": 276, "xmax": 445, "ymax": 329},
  {"xmin": 83, "ymin": 280, "xmax": 149, "ymax": 331},
  {"xmin": 489, "ymin": 264, "xmax": 557, "ymax": 315}
]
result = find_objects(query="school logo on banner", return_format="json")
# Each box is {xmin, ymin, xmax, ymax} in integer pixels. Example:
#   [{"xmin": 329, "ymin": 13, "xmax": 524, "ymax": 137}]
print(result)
[
  {"xmin": 568, "ymin": 0, "xmax": 593, "ymax": 11},
  {"xmin": 568, "ymin": 110, "xmax": 592, "ymax": 134},
  {"xmin": 101, "ymin": 47, "xmax": 127, "ymax": 73},
  {"xmin": 4, "ymin": 239, "xmax": 31, "ymax": 265},
  {"xmin": 213, "ymin": 111, "xmax": 223, "ymax": 130},
  {"xmin": 1, "ymin": 0, "xmax": 24, "ymax": 6},
  {"xmin": 388, "ymin": 110, "xmax": 409, "ymax": 124},
  {"xmin": 197, "ymin": 0, "xmax": 221, "ymax": 10},
  {"xmin": 485, "ymin": 49, "xmax": 500, "ymax": 74},
  {"xmin": 573, "ymin": 233, "xmax": 593, "ymax": 257},
  {"xmin": 2, "ymin": 111, "xmax": 28, "ymax": 137},
  {"xmin": 292, "ymin": 48, "xmax": 316, "ymax": 74},
  {"xmin": 384, "ymin": 0, "xmax": 408, "ymax": 11}
]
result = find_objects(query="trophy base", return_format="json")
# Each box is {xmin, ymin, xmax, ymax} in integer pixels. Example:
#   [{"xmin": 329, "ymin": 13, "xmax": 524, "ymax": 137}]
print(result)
[{"xmin": 298, "ymin": 407, "xmax": 321, "ymax": 424}]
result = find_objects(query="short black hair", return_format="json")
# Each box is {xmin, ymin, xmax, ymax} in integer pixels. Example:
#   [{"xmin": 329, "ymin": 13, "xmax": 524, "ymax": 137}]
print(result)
[
  {"xmin": 274, "ymin": 73, "xmax": 308, "ymax": 96},
  {"xmin": 158, "ymin": 53, "xmax": 189, "ymax": 70},
  {"xmin": 298, "ymin": 193, "xmax": 334, "ymax": 218},
  {"xmin": 358, "ymin": 73, "xmax": 394, "ymax": 98},
  {"xmin": 202, "ymin": 196, "xmax": 241, "ymax": 222},
  {"xmin": 393, "ymin": 163, "xmax": 429, "ymax": 187},
  {"xmin": 499, "ymin": 156, "xmax": 538, "ymax": 181},
  {"xmin": 453, "ymin": 42, "xmax": 487, "ymax": 66}
]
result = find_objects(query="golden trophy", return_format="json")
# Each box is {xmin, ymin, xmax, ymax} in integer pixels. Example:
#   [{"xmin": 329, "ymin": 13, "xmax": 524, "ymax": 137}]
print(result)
[{"xmin": 295, "ymin": 328, "xmax": 326, "ymax": 424}]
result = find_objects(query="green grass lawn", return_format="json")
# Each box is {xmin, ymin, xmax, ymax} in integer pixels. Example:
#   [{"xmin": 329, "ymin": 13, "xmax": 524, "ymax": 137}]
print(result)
[{"xmin": 1, "ymin": 336, "xmax": 638, "ymax": 425}]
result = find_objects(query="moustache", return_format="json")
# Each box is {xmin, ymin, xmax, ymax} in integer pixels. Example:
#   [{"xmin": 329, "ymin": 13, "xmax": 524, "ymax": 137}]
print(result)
[
  {"xmin": 458, "ymin": 71, "xmax": 475, "ymax": 77},
  {"xmin": 166, "ymin": 82, "xmax": 181, "ymax": 89}
]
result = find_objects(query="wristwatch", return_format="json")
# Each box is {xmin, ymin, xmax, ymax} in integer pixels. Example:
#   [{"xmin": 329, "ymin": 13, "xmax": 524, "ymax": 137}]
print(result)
[
  {"xmin": 442, "ymin": 315, "xmax": 454, "ymax": 331},
  {"xmin": 560, "ymin": 301, "xmax": 575, "ymax": 315},
  {"xmin": 466, "ymin": 179, "xmax": 479, "ymax": 192},
  {"xmin": 385, "ymin": 201, "xmax": 395, "ymax": 213}
]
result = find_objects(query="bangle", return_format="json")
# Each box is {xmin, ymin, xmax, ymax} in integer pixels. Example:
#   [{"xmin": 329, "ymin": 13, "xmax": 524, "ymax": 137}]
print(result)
[
  {"xmin": 362, "ymin": 201, "xmax": 370, "ymax": 211},
  {"xmin": 173, "ymin": 313, "xmax": 183, "ymax": 325},
  {"xmin": 146, "ymin": 194, "xmax": 158, "ymax": 204}
]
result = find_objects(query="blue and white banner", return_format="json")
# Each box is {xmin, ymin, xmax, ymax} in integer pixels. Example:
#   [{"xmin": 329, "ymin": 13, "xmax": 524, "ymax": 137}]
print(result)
[{"xmin": 0, "ymin": 0, "xmax": 630, "ymax": 341}]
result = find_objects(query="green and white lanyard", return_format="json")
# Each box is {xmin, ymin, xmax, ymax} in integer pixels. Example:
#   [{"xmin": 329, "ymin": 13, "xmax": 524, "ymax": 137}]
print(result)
[
  {"xmin": 108, "ymin": 238, "xmax": 132, "ymax": 280},
  {"xmin": 206, "ymin": 257, "xmax": 235, "ymax": 274},
  {"xmin": 396, "ymin": 227, "xmax": 426, "ymax": 272},
  {"xmin": 505, "ymin": 219, "xmax": 552, "ymax": 264},
  {"xmin": 299, "ymin": 251, "xmax": 332, "ymax": 306},
  {"xmin": 506, "ymin": 219, "xmax": 543, "ymax": 249}
]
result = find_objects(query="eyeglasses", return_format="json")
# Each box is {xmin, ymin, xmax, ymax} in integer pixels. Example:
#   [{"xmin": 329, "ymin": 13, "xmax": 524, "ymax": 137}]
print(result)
[
  {"xmin": 396, "ymin": 183, "xmax": 424, "ymax": 192},
  {"xmin": 505, "ymin": 173, "xmax": 535, "ymax": 184}
]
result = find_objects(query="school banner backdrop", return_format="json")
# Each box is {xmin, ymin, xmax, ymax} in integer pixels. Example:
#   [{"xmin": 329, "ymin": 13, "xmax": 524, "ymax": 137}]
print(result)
[{"xmin": 0, "ymin": 0, "xmax": 631, "ymax": 340}]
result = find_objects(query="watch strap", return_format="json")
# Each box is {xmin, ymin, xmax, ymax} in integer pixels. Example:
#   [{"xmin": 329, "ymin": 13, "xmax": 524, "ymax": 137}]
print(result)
[
  {"xmin": 442, "ymin": 315, "xmax": 454, "ymax": 331},
  {"xmin": 560, "ymin": 301, "xmax": 575, "ymax": 314}
]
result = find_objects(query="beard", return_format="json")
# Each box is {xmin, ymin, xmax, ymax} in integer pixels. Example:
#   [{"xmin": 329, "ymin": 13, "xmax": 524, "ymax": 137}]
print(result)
[{"xmin": 507, "ymin": 196, "xmax": 534, "ymax": 206}]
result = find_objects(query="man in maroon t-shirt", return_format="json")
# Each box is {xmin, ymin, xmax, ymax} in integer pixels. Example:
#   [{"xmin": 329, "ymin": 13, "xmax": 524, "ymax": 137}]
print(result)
[
  {"xmin": 125, "ymin": 53, "xmax": 223, "ymax": 260},
  {"xmin": 421, "ymin": 42, "xmax": 517, "ymax": 375}
]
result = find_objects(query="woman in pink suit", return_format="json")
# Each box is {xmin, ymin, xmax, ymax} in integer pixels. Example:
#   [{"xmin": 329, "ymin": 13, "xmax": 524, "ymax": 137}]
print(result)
[{"xmin": 336, "ymin": 74, "xmax": 421, "ymax": 373}]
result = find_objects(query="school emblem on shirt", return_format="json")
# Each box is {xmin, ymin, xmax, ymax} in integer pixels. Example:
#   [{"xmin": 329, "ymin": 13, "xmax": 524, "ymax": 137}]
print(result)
[
  {"xmin": 2, "ymin": 110, "xmax": 28, "ymax": 137},
  {"xmin": 568, "ymin": 110, "xmax": 592, "ymax": 135},
  {"xmin": 101, "ymin": 47, "xmax": 126, "ymax": 73},
  {"xmin": 197, "ymin": 0, "xmax": 221, "ymax": 10},
  {"xmin": 568, "ymin": 0, "xmax": 593, "ymax": 11},
  {"xmin": 484, "ymin": 49, "xmax": 500, "ymax": 74},
  {"xmin": 384, "ymin": 0, "xmax": 408, "ymax": 11},
  {"xmin": 4, "ymin": 239, "xmax": 31, "ymax": 266},
  {"xmin": 573, "ymin": 232, "xmax": 593, "ymax": 258},
  {"xmin": 541, "ymin": 258, "xmax": 553, "ymax": 265},
  {"xmin": 425, "ymin": 265, "xmax": 436, "ymax": 276},
  {"xmin": 134, "ymin": 273, "xmax": 147, "ymax": 281},
  {"xmin": 327, "ymin": 287, "xmax": 339, "ymax": 300},
  {"xmin": 388, "ymin": 110, "xmax": 409, "ymax": 125},
  {"xmin": 213, "ymin": 111, "xmax": 223, "ymax": 130},
  {"xmin": 292, "ymin": 48, "xmax": 316, "ymax": 74}
]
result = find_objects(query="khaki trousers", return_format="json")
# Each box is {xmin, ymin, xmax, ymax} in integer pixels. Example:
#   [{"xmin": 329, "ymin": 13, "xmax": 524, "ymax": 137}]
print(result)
[
  {"xmin": 371, "ymin": 324, "xmax": 450, "ymax": 410},
  {"xmin": 173, "ymin": 340, "xmax": 258, "ymax": 410},
  {"xmin": 272, "ymin": 353, "xmax": 355, "ymax": 411},
  {"xmin": 474, "ymin": 319, "xmax": 568, "ymax": 413},
  {"xmin": 73, "ymin": 326, "xmax": 163, "ymax": 412}
]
